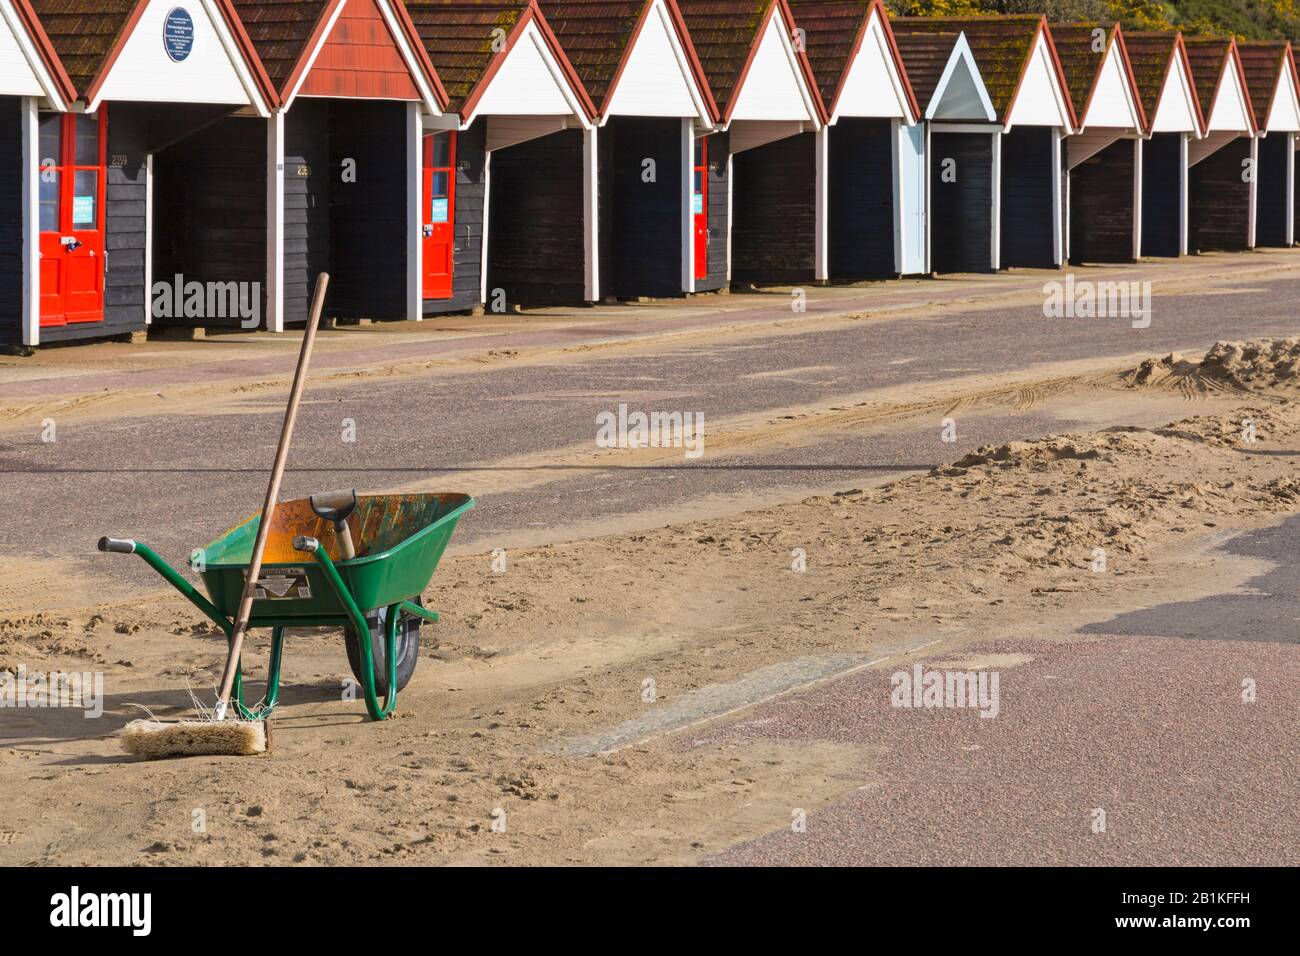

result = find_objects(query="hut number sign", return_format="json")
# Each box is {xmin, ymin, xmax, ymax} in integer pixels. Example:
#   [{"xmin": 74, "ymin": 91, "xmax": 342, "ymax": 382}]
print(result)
[{"xmin": 163, "ymin": 8, "xmax": 195, "ymax": 63}]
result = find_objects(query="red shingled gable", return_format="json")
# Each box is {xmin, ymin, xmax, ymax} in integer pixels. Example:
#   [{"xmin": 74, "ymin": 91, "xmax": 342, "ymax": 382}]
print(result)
[
  {"xmin": 1183, "ymin": 36, "xmax": 1255, "ymax": 135},
  {"xmin": 9, "ymin": 0, "xmax": 76, "ymax": 104},
  {"xmin": 1237, "ymin": 40, "xmax": 1297, "ymax": 131},
  {"xmin": 1049, "ymin": 22, "xmax": 1145, "ymax": 131},
  {"xmin": 1123, "ymin": 31, "xmax": 1201, "ymax": 134}
]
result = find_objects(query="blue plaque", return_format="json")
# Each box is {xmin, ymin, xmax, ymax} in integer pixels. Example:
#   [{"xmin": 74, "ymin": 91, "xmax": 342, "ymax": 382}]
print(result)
[{"xmin": 164, "ymin": 8, "xmax": 195, "ymax": 63}]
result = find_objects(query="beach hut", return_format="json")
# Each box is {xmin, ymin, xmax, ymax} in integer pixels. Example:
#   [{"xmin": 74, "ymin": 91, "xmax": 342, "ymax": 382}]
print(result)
[
  {"xmin": 1183, "ymin": 37, "xmax": 1257, "ymax": 252},
  {"xmin": 678, "ymin": 0, "xmax": 824, "ymax": 286},
  {"xmin": 890, "ymin": 20, "xmax": 1000, "ymax": 274},
  {"xmin": 789, "ymin": 0, "xmax": 919, "ymax": 280},
  {"xmin": 896, "ymin": 16, "xmax": 1074, "ymax": 271},
  {"xmin": 1238, "ymin": 40, "xmax": 1300, "ymax": 248},
  {"xmin": 539, "ymin": 0, "xmax": 717, "ymax": 298},
  {"xmin": 407, "ymin": 0, "xmax": 598, "ymax": 310},
  {"xmin": 232, "ymin": 0, "xmax": 446, "ymax": 330},
  {"xmin": 1, "ymin": 0, "xmax": 74, "ymax": 349},
  {"xmin": 1052, "ymin": 22, "xmax": 1146, "ymax": 264},
  {"xmin": 9, "ymin": 0, "xmax": 275, "ymax": 347},
  {"xmin": 1125, "ymin": 31, "xmax": 1202, "ymax": 257}
]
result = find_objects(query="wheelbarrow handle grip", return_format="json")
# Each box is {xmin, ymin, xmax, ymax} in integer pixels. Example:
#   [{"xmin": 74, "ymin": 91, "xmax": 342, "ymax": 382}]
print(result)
[
  {"xmin": 98, "ymin": 537, "xmax": 137, "ymax": 554},
  {"xmin": 293, "ymin": 535, "xmax": 320, "ymax": 554}
]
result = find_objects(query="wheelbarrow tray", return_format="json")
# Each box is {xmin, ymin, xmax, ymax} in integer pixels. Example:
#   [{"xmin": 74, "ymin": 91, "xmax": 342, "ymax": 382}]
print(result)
[{"xmin": 199, "ymin": 493, "xmax": 474, "ymax": 621}]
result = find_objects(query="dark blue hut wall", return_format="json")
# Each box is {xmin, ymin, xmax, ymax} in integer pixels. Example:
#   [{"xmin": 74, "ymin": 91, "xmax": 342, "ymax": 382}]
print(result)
[
  {"xmin": 486, "ymin": 128, "xmax": 585, "ymax": 306},
  {"xmin": 152, "ymin": 114, "xmax": 268, "ymax": 329},
  {"xmin": 1189, "ymin": 135, "xmax": 1252, "ymax": 251},
  {"xmin": 0, "ymin": 96, "xmax": 22, "ymax": 346},
  {"xmin": 700, "ymin": 129, "xmax": 728, "ymax": 292},
  {"xmin": 999, "ymin": 127, "xmax": 1055, "ymax": 269},
  {"xmin": 1141, "ymin": 132, "xmax": 1183, "ymax": 257},
  {"xmin": 930, "ymin": 130, "xmax": 993, "ymax": 274},
  {"xmin": 284, "ymin": 101, "xmax": 330, "ymax": 327},
  {"xmin": 425, "ymin": 117, "xmax": 485, "ymax": 315},
  {"xmin": 1069, "ymin": 138, "xmax": 1135, "ymax": 263},
  {"xmin": 601, "ymin": 116, "xmax": 682, "ymax": 299},
  {"xmin": 828, "ymin": 118, "xmax": 895, "ymax": 280},
  {"xmin": 328, "ymin": 100, "xmax": 406, "ymax": 320},
  {"xmin": 732, "ymin": 132, "xmax": 815, "ymax": 285},
  {"xmin": 102, "ymin": 107, "xmax": 147, "ymax": 334},
  {"xmin": 1255, "ymin": 133, "xmax": 1289, "ymax": 248}
]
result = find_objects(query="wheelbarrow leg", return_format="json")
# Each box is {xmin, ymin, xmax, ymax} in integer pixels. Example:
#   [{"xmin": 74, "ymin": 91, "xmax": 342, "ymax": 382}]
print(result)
[
  {"xmin": 231, "ymin": 627, "xmax": 286, "ymax": 721},
  {"xmin": 293, "ymin": 536, "xmax": 398, "ymax": 720}
]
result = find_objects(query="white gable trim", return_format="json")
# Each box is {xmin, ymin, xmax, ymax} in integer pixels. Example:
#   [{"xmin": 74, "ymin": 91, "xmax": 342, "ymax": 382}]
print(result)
[
  {"xmin": 1077, "ymin": 37, "xmax": 1142, "ymax": 131},
  {"xmin": 831, "ymin": 6, "xmax": 914, "ymax": 124},
  {"xmin": 926, "ymin": 33, "xmax": 996, "ymax": 122},
  {"xmin": 603, "ymin": 0, "xmax": 711, "ymax": 125},
  {"xmin": 1150, "ymin": 48, "xmax": 1201, "ymax": 135},
  {"xmin": 1204, "ymin": 53, "xmax": 1253, "ymax": 133},
  {"xmin": 1264, "ymin": 61, "xmax": 1300, "ymax": 132},
  {"xmin": 90, "ymin": 0, "xmax": 270, "ymax": 116},
  {"xmin": 284, "ymin": 0, "xmax": 440, "ymax": 115},
  {"xmin": 727, "ymin": 5, "xmax": 821, "ymax": 127},
  {"xmin": 1004, "ymin": 29, "xmax": 1073, "ymax": 131},
  {"xmin": 466, "ymin": 19, "xmax": 591, "ymax": 128},
  {"xmin": 0, "ymin": 0, "xmax": 65, "ymax": 105}
]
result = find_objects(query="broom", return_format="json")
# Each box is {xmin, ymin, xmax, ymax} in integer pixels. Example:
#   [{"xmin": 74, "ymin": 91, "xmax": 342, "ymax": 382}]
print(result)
[{"xmin": 122, "ymin": 274, "xmax": 330, "ymax": 758}]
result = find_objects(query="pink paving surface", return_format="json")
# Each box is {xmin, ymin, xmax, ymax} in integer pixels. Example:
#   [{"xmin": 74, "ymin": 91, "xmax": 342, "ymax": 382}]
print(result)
[{"xmin": 695, "ymin": 636, "xmax": 1300, "ymax": 866}]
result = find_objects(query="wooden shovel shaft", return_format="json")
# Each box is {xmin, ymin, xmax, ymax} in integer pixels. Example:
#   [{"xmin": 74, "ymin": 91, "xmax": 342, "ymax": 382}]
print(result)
[{"xmin": 216, "ymin": 274, "xmax": 330, "ymax": 711}]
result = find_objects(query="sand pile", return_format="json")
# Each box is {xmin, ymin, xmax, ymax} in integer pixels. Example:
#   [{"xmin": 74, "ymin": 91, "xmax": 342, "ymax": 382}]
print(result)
[{"xmin": 1126, "ymin": 338, "xmax": 1300, "ymax": 394}]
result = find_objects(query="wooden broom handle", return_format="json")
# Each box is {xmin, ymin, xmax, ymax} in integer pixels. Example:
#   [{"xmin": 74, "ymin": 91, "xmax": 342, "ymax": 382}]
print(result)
[{"xmin": 216, "ymin": 274, "xmax": 330, "ymax": 711}]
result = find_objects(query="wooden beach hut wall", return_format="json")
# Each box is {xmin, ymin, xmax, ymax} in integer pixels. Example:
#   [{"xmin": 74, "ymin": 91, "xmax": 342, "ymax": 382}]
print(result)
[
  {"xmin": 0, "ymin": 0, "xmax": 74, "ymax": 349},
  {"xmin": 408, "ymin": 0, "xmax": 598, "ymax": 310},
  {"xmin": 1238, "ymin": 41, "xmax": 1300, "ymax": 248},
  {"xmin": 891, "ymin": 22, "xmax": 999, "ymax": 274},
  {"xmin": 233, "ymin": 0, "xmax": 446, "ymax": 330},
  {"xmin": 540, "ymin": 0, "xmax": 718, "ymax": 298},
  {"xmin": 908, "ymin": 16, "xmax": 1075, "ymax": 270},
  {"xmin": 1052, "ymin": 23, "xmax": 1146, "ymax": 263},
  {"xmin": 678, "ymin": 0, "xmax": 824, "ymax": 287},
  {"xmin": 1126, "ymin": 31, "xmax": 1202, "ymax": 257},
  {"xmin": 1183, "ymin": 37, "xmax": 1257, "ymax": 252},
  {"xmin": 790, "ymin": 0, "xmax": 919, "ymax": 281},
  {"xmin": 16, "ymin": 0, "xmax": 275, "ymax": 346}
]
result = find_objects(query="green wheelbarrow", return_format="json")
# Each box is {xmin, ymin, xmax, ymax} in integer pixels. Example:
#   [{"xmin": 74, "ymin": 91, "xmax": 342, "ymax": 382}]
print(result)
[{"xmin": 99, "ymin": 492, "xmax": 474, "ymax": 722}]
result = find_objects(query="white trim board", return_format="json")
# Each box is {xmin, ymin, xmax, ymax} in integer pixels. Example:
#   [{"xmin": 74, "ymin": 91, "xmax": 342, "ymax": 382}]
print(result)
[
  {"xmin": 0, "ymin": 0, "xmax": 63, "ymax": 104},
  {"xmin": 468, "ymin": 20, "xmax": 590, "ymax": 127},
  {"xmin": 603, "ymin": 0, "xmax": 711, "ymax": 125},
  {"xmin": 90, "ymin": 0, "xmax": 270, "ymax": 116},
  {"xmin": 1150, "ymin": 48, "xmax": 1200, "ymax": 134},
  {"xmin": 832, "ymin": 6, "xmax": 915, "ymax": 123},
  {"xmin": 926, "ymin": 33, "xmax": 996, "ymax": 122},
  {"xmin": 1004, "ymin": 30, "xmax": 1073, "ymax": 131},
  {"xmin": 1078, "ymin": 36, "xmax": 1142, "ymax": 131},
  {"xmin": 728, "ymin": 6, "xmax": 821, "ymax": 126}
]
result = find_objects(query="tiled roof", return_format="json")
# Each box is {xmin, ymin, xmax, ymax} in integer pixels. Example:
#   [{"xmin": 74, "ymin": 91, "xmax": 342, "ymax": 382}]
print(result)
[
  {"xmin": 676, "ymin": 0, "xmax": 773, "ymax": 118},
  {"xmin": 1182, "ymin": 36, "xmax": 1235, "ymax": 122},
  {"xmin": 1123, "ymin": 31, "xmax": 1184, "ymax": 127},
  {"xmin": 536, "ymin": 0, "xmax": 646, "ymax": 108},
  {"xmin": 890, "ymin": 15, "xmax": 1046, "ymax": 123},
  {"xmin": 787, "ymin": 0, "xmax": 871, "ymax": 113},
  {"xmin": 889, "ymin": 21, "xmax": 962, "ymax": 112},
  {"xmin": 405, "ymin": 0, "xmax": 530, "ymax": 112},
  {"xmin": 1236, "ymin": 40, "xmax": 1290, "ymax": 129},
  {"xmin": 1049, "ymin": 22, "xmax": 1114, "ymax": 121},
  {"xmin": 27, "ymin": 0, "xmax": 137, "ymax": 95},
  {"xmin": 229, "ymin": 0, "xmax": 333, "ymax": 94}
]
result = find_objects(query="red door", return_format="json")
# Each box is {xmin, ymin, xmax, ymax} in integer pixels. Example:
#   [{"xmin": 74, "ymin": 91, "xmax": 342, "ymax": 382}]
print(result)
[
  {"xmin": 422, "ymin": 131, "xmax": 455, "ymax": 300},
  {"xmin": 693, "ymin": 135, "xmax": 708, "ymax": 281},
  {"xmin": 39, "ymin": 111, "xmax": 106, "ymax": 327}
]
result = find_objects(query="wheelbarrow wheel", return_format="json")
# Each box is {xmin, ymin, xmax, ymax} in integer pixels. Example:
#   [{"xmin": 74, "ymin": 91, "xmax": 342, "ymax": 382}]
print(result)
[{"xmin": 344, "ymin": 599, "xmax": 422, "ymax": 696}]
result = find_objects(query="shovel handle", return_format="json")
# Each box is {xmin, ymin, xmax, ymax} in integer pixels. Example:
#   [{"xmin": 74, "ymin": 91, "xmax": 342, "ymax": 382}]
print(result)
[{"xmin": 216, "ymin": 273, "xmax": 330, "ymax": 712}]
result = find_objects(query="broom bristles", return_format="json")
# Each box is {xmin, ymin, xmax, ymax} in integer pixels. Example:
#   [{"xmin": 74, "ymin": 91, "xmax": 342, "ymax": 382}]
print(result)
[{"xmin": 121, "ymin": 718, "xmax": 269, "ymax": 758}]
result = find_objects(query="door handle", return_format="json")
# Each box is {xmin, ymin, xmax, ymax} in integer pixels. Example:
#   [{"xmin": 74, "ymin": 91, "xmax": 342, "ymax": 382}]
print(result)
[
  {"xmin": 422, "ymin": 225, "xmax": 433, "ymax": 238},
  {"xmin": 60, "ymin": 236, "xmax": 82, "ymax": 252}
]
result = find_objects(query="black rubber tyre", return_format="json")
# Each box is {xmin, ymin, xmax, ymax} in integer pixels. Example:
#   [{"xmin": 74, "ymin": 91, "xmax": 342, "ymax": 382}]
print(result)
[{"xmin": 344, "ymin": 598, "xmax": 422, "ymax": 695}]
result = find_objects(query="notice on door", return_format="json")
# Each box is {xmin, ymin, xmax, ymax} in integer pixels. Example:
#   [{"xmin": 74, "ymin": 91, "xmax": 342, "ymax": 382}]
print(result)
[
  {"xmin": 430, "ymin": 198, "xmax": 449, "ymax": 223},
  {"xmin": 72, "ymin": 195, "xmax": 95, "ymax": 226}
]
